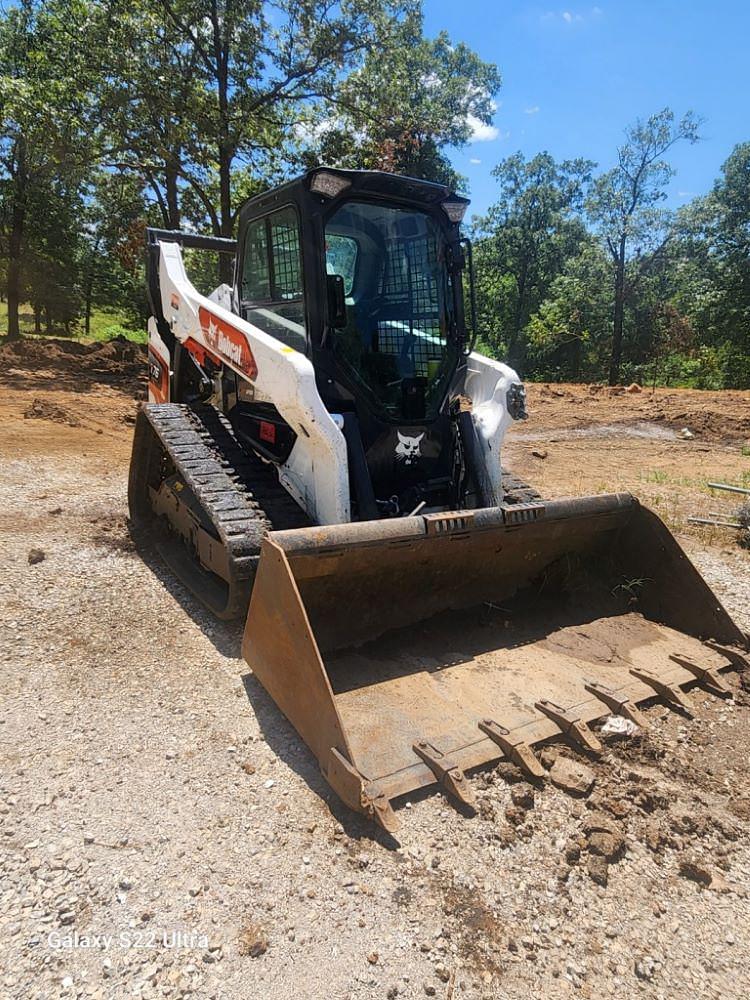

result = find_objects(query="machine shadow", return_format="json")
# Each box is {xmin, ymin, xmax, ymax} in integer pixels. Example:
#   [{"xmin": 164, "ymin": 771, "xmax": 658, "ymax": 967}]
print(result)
[
  {"xmin": 240, "ymin": 670, "xmax": 400, "ymax": 849},
  {"xmin": 131, "ymin": 530, "xmax": 244, "ymax": 657},
  {"xmin": 133, "ymin": 523, "xmax": 401, "ymax": 844}
]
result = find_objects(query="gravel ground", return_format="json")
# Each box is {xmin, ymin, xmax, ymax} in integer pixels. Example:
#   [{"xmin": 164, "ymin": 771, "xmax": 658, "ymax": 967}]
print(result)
[{"xmin": 1, "ymin": 360, "xmax": 749, "ymax": 1000}]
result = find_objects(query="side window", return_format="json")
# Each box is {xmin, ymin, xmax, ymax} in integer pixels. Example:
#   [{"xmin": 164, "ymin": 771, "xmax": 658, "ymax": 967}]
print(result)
[
  {"xmin": 270, "ymin": 208, "xmax": 303, "ymax": 300},
  {"xmin": 242, "ymin": 219, "xmax": 270, "ymax": 300},
  {"xmin": 241, "ymin": 206, "xmax": 306, "ymax": 350}
]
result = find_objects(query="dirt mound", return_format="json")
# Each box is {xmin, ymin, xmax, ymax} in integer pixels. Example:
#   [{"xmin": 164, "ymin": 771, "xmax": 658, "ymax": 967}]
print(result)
[
  {"xmin": 0, "ymin": 334, "xmax": 147, "ymax": 395},
  {"xmin": 527, "ymin": 382, "xmax": 750, "ymax": 443},
  {"xmin": 86, "ymin": 334, "xmax": 145, "ymax": 364},
  {"xmin": 23, "ymin": 396, "xmax": 81, "ymax": 426}
]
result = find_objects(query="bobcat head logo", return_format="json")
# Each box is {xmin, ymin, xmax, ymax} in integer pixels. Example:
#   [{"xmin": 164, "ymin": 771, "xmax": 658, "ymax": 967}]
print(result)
[{"xmin": 395, "ymin": 431, "xmax": 425, "ymax": 466}]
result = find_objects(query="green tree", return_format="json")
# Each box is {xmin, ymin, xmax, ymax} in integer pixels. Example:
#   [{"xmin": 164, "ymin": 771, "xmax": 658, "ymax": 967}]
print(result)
[
  {"xmin": 472, "ymin": 152, "xmax": 593, "ymax": 369},
  {"xmin": 586, "ymin": 108, "xmax": 701, "ymax": 385},
  {"xmin": 526, "ymin": 238, "xmax": 612, "ymax": 379},
  {"xmin": 105, "ymin": 0, "xmax": 405, "ymax": 258},
  {"xmin": 300, "ymin": 8, "xmax": 500, "ymax": 188},
  {"xmin": 0, "ymin": 0, "xmax": 104, "ymax": 337}
]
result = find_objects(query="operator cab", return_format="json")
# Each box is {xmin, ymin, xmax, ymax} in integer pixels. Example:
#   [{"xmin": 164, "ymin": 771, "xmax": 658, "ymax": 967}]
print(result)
[{"xmin": 233, "ymin": 168, "xmax": 473, "ymax": 518}]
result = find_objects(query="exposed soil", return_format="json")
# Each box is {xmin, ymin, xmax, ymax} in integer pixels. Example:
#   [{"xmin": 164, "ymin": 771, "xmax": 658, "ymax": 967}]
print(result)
[{"xmin": 1, "ymin": 339, "xmax": 749, "ymax": 1000}]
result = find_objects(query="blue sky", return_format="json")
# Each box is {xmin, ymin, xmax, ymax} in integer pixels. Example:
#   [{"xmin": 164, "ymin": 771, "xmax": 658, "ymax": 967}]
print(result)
[{"xmin": 423, "ymin": 1, "xmax": 750, "ymax": 219}]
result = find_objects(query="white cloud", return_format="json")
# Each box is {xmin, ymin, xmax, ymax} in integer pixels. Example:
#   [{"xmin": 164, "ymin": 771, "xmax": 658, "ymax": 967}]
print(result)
[
  {"xmin": 469, "ymin": 157, "xmax": 481, "ymax": 165},
  {"xmin": 678, "ymin": 190, "xmax": 696, "ymax": 198},
  {"xmin": 543, "ymin": 9, "xmax": 591, "ymax": 24},
  {"xmin": 524, "ymin": 105, "xmax": 540, "ymax": 115},
  {"xmin": 467, "ymin": 114, "xmax": 499, "ymax": 142}
]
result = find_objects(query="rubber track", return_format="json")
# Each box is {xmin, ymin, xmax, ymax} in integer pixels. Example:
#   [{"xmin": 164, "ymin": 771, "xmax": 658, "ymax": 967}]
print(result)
[
  {"xmin": 501, "ymin": 469, "xmax": 542, "ymax": 506},
  {"xmin": 129, "ymin": 403, "xmax": 308, "ymax": 618}
]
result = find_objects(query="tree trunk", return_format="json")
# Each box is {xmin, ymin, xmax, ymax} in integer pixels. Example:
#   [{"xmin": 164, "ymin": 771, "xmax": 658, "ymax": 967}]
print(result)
[
  {"xmin": 34, "ymin": 304, "xmax": 41, "ymax": 334},
  {"xmin": 6, "ymin": 138, "xmax": 27, "ymax": 341},
  {"xmin": 83, "ymin": 236, "xmax": 102, "ymax": 338},
  {"xmin": 217, "ymin": 143, "xmax": 233, "ymax": 285},
  {"xmin": 609, "ymin": 235, "xmax": 627, "ymax": 385},
  {"xmin": 212, "ymin": 2, "xmax": 234, "ymax": 287},
  {"xmin": 507, "ymin": 264, "xmax": 528, "ymax": 370},
  {"xmin": 165, "ymin": 163, "xmax": 180, "ymax": 229},
  {"xmin": 45, "ymin": 305, "xmax": 53, "ymax": 334},
  {"xmin": 6, "ymin": 200, "xmax": 25, "ymax": 341},
  {"xmin": 7, "ymin": 254, "xmax": 22, "ymax": 340}
]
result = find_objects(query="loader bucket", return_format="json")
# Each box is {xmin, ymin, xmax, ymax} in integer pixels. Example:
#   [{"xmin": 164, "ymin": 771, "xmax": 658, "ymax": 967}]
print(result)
[{"xmin": 241, "ymin": 494, "xmax": 748, "ymax": 832}]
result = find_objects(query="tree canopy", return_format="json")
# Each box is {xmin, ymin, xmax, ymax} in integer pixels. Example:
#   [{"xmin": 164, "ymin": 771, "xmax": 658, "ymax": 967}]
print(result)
[{"xmin": 0, "ymin": 2, "xmax": 747, "ymax": 390}]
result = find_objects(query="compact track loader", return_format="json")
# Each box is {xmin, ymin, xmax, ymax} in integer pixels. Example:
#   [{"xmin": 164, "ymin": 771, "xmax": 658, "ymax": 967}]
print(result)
[{"xmin": 129, "ymin": 168, "xmax": 749, "ymax": 832}]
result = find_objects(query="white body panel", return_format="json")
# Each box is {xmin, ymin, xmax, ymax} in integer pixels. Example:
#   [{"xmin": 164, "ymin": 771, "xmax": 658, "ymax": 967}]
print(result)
[
  {"xmin": 147, "ymin": 318, "xmax": 171, "ymax": 404},
  {"xmin": 464, "ymin": 352, "xmax": 523, "ymax": 501},
  {"xmin": 155, "ymin": 240, "xmax": 350, "ymax": 525}
]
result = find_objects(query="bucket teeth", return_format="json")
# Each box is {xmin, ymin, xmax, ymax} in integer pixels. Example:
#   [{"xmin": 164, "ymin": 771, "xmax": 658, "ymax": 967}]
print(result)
[
  {"xmin": 327, "ymin": 748, "xmax": 400, "ymax": 835},
  {"xmin": 669, "ymin": 654, "xmax": 732, "ymax": 697},
  {"xmin": 630, "ymin": 668, "xmax": 695, "ymax": 716},
  {"xmin": 413, "ymin": 741, "xmax": 476, "ymax": 811},
  {"xmin": 704, "ymin": 641, "xmax": 749, "ymax": 672},
  {"xmin": 362, "ymin": 783, "xmax": 400, "ymax": 835},
  {"xmin": 584, "ymin": 681, "xmax": 648, "ymax": 728},
  {"xmin": 534, "ymin": 699, "xmax": 603, "ymax": 755},
  {"xmin": 479, "ymin": 719, "xmax": 546, "ymax": 779}
]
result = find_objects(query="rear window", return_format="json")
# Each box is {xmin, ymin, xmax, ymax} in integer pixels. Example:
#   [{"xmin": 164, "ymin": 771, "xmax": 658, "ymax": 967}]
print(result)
[{"xmin": 325, "ymin": 234, "xmax": 358, "ymax": 296}]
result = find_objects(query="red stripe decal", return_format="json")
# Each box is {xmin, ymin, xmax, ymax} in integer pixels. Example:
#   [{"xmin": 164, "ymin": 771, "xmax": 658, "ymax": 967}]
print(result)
[{"xmin": 198, "ymin": 306, "xmax": 258, "ymax": 380}]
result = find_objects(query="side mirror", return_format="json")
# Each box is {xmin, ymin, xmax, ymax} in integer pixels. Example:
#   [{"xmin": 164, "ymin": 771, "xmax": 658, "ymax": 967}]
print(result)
[{"xmin": 327, "ymin": 273, "xmax": 347, "ymax": 329}]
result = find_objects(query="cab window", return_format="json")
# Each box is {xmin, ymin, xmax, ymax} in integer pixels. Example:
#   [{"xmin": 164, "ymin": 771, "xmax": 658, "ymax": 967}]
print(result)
[{"xmin": 241, "ymin": 206, "xmax": 305, "ymax": 350}]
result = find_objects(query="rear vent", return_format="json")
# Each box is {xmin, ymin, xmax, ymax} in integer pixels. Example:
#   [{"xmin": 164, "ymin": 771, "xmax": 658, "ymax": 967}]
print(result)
[
  {"xmin": 501, "ymin": 503, "xmax": 545, "ymax": 525},
  {"xmin": 424, "ymin": 512, "xmax": 475, "ymax": 536}
]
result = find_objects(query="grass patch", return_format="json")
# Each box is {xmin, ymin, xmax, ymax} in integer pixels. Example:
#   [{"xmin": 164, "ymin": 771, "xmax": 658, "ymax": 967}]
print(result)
[{"xmin": 0, "ymin": 301, "xmax": 146, "ymax": 344}]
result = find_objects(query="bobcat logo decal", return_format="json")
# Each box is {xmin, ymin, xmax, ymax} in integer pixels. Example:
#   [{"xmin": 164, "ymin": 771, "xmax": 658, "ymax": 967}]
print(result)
[{"xmin": 395, "ymin": 431, "xmax": 425, "ymax": 466}]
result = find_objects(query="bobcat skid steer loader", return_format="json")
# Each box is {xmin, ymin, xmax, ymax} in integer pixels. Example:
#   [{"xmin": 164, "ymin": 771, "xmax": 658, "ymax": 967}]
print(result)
[{"xmin": 129, "ymin": 168, "xmax": 748, "ymax": 832}]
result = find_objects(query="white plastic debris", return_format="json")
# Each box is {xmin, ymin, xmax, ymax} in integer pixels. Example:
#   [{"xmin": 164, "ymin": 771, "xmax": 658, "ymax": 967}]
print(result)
[
  {"xmin": 678, "ymin": 427, "xmax": 694, "ymax": 440},
  {"xmin": 601, "ymin": 715, "xmax": 638, "ymax": 737}
]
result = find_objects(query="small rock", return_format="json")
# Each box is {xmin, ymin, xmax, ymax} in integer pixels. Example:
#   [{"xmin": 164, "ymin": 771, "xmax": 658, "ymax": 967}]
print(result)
[
  {"xmin": 495, "ymin": 761, "xmax": 524, "ymax": 784},
  {"xmin": 367, "ymin": 952, "xmax": 379, "ymax": 965},
  {"xmin": 494, "ymin": 825, "xmax": 517, "ymax": 849},
  {"xmin": 504, "ymin": 804, "xmax": 526, "ymax": 827},
  {"xmin": 423, "ymin": 985, "xmax": 436, "ymax": 997},
  {"xmin": 142, "ymin": 963, "xmax": 159, "ymax": 983},
  {"xmin": 564, "ymin": 840, "xmax": 582, "ymax": 866},
  {"xmin": 531, "ymin": 448, "xmax": 548, "ymax": 459},
  {"xmin": 635, "ymin": 956, "xmax": 657, "ymax": 981},
  {"xmin": 540, "ymin": 746, "xmax": 559, "ymax": 768},
  {"xmin": 587, "ymin": 855, "xmax": 609, "ymax": 886},
  {"xmin": 626, "ymin": 383, "xmax": 642, "ymax": 393},
  {"xmin": 587, "ymin": 831, "xmax": 623, "ymax": 859},
  {"xmin": 510, "ymin": 783, "xmax": 535, "ymax": 809},
  {"xmin": 237, "ymin": 922, "xmax": 269, "ymax": 958},
  {"xmin": 678, "ymin": 857, "xmax": 729, "ymax": 891},
  {"xmin": 679, "ymin": 427, "xmax": 694, "ymax": 440},
  {"xmin": 642, "ymin": 818, "xmax": 664, "ymax": 852},
  {"xmin": 28, "ymin": 548, "xmax": 46, "ymax": 565},
  {"xmin": 549, "ymin": 756, "xmax": 595, "ymax": 796}
]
